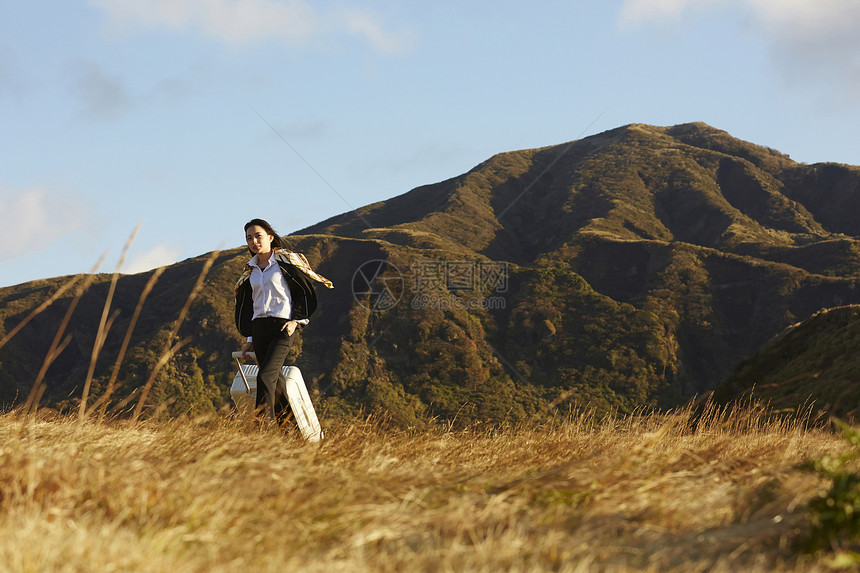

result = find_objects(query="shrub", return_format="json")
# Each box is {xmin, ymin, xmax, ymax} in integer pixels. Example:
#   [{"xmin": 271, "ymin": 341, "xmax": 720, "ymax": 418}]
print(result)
[{"xmin": 802, "ymin": 419, "xmax": 860, "ymax": 563}]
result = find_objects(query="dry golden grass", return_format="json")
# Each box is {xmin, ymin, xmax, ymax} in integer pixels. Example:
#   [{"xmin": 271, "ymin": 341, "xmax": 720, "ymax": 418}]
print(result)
[{"xmin": 0, "ymin": 406, "xmax": 845, "ymax": 572}]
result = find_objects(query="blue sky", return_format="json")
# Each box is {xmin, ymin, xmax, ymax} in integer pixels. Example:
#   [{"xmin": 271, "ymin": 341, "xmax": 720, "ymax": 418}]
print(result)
[{"xmin": 2, "ymin": 0, "xmax": 859, "ymax": 287}]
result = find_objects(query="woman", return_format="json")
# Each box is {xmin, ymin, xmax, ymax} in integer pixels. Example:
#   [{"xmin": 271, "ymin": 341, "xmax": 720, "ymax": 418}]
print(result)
[{"xmin": 235, "ymin": 218, "xmax": 333, "ymax": 421}]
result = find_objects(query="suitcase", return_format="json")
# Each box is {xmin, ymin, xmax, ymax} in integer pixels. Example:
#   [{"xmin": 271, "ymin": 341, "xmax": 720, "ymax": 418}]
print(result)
[{"xmin": 230, "ymin": 351, "xmax": 324, "ymax": 442}]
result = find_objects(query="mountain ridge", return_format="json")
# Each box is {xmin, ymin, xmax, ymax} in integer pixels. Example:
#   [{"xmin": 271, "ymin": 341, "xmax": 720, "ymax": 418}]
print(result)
[
  {"xmin": 301, "ymin": 122, "xmax": 858, "ymax": 266},
  {"xmin": 2, "ymin": 121, "xmax": 860, "ymax": 424}
]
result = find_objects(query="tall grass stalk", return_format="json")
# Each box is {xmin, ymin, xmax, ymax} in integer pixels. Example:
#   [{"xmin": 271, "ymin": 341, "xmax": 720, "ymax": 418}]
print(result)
[
  {"xmin": 22, "ymin": 254, "xmax": 106, "ymax": 417},
  {"xmin": 79, "ymin": 225, "xmax": 140, "ymax": 421},
  {"xmin": 3, "ymin": 242, "xmax": 215, "ymax": 423},
  {"xmin": 131, "ymin": 250, "xmax": 220, "ymax": 421},
  {"xmin": 94, "ymin": 265, "xmax": 166, "ymax": 420}
]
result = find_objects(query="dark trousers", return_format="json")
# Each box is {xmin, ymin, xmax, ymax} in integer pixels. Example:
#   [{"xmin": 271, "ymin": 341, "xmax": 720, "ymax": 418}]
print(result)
[{"xmin": 251, "ymin": 317, "xmax": 294, "ymax": 421}]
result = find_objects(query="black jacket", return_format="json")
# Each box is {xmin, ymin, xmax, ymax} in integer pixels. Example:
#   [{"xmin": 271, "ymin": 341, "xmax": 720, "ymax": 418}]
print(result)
[{"xmin": 234, "ymin": 259, "xmax": 320, "ymax": 337}]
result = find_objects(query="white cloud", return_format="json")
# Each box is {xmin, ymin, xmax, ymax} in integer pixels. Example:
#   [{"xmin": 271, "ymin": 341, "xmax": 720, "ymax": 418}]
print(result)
[
  {"xmin": 618, "ymin": 0, "xmax": 860, "ymax": 36},
  {"xmin": 91, "ymin": 0, "xmax": 412, "ymax": 55},
  {"xmin": 618, "ymin": 0, "xmax": 701, "ymax": 24},
  {"xmin": 122, "ymin": 243, "xmax": 182, "ymax": 274},
  {"xmin": 92, "ymin": 0, "xmax": 316, "ymax": 43},
  {"xmin": 336, "ymin": 8, "xmax": 414, "ymax": 56},
  {"xmin": 751, "ymin": 1, "xmax": 860, "ymax": 106},
  {"xmin": 746, "ymin": 0, "xmax": 860, "ymax": 37},
  {"xmin": 0, "ymin": 187, "xmax": 89, "ymax": 262},
  {"xmin": 618, "ymin": 0, "xmax": 860, "ymax": 103}
]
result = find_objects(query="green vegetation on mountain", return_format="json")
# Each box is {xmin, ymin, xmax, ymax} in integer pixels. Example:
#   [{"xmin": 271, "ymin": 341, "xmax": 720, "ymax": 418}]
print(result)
[
  {"xmin": 712, "ymin": 305, "xmax": 860, "ymax": 422},
  {"xmin": 3, "ymin": 122, "xmax": 860, "ymax": 423}
]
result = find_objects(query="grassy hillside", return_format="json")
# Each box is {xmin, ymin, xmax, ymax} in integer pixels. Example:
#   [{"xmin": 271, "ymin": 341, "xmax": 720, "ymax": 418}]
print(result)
[
  {"xmin": 3, "ymin": 122, "xmax": 860, "ymax": 424},
  {"xmin": 300, "ymin": 122, "xmax": 860, "ymax": 413},
  {"xmin": 0, "ymin": 407, "xmax": 850, "ymax": 572},
  {"xmin": 713, "ymin": 305, "xmax": 860, "ymax": 422}
]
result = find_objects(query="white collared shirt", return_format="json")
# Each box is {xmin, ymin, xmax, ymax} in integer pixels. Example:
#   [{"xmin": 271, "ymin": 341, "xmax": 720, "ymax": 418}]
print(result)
[
  {"xmin": 248, "ymin": 253, "xmax": 294, "ymax": 321},
  {"xmin": 246, "ymin": 253, "xmax": 308, "ymax": 342}
]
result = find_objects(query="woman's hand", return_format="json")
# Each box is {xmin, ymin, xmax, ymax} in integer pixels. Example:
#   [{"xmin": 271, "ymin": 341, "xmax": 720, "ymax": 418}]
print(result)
[
  {"xmin": 241, "ymin": 341, "xmax": 254, "ymax": 361},
  {"xmin": 282, "ymin": 320, "xmax": 298, "ymax": 336}
]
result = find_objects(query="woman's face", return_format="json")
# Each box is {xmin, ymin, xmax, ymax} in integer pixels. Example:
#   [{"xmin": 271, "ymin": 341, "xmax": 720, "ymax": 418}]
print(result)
[{"xmin": 245, "ymin": 225, "xmax": 274, "ymax": 255}]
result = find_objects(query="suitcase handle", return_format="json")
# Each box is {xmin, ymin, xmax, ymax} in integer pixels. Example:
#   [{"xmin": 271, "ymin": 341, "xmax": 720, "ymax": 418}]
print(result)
[{"xmin": 232, "ymin": 351, "xmax": 257, "ymax": 395}]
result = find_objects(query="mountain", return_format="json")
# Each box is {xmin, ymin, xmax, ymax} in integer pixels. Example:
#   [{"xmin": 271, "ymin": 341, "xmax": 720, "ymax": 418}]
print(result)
[
  {"xmin": 711, "ymin": 305, "xmax": 860, "ymax": 422},
  {"xmin": 2, "ymin": 122, "xmax": 860, "ymax": 424}
]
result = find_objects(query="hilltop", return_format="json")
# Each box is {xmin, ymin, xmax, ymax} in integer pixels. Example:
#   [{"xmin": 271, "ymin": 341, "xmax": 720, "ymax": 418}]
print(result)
[{"xmin": 2, "ymin": 122, "xmax": 860, "ymax": 423}]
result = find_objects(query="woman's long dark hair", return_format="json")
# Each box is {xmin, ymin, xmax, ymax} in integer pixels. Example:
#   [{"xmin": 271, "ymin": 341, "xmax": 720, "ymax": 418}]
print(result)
[{"xmin": 244, "ymin": 218, "xmax": 291, "ymax": 255}]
